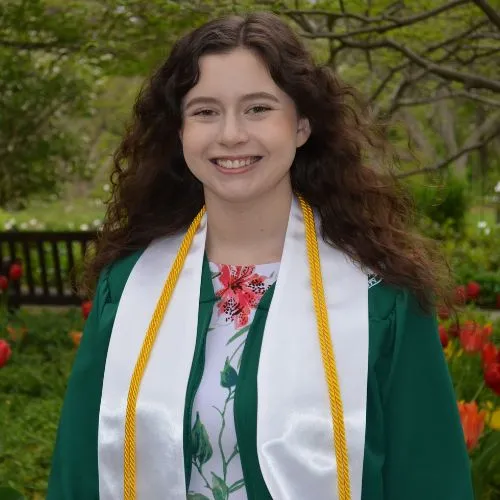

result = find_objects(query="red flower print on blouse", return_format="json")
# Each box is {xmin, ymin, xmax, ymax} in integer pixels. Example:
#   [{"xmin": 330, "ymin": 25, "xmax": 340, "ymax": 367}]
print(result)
[{"xmin": 216, "ymin": 265, "xmax": 268, "ymax": 328}]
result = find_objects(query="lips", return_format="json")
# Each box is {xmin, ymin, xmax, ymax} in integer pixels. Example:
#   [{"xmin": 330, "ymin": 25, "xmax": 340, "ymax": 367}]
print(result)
[{"xmin": 210, "ymin": 156, "xmax": 262, "ymax": 169}]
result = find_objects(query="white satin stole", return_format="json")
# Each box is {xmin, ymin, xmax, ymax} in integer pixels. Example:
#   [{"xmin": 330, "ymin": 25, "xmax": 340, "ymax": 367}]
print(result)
[{"xmin": 98, "ymin": 197, "xmax": 369, "ymax": 500}]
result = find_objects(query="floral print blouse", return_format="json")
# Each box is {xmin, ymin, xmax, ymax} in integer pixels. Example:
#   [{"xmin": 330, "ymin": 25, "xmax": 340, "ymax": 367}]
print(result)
[{"xmin": 188, "ymin": 262, "xmax": 280, "ymax": 500}]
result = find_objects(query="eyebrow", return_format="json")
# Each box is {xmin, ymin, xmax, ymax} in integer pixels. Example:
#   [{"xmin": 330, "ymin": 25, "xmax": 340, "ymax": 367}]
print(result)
[{"xmin": 183, "ymin": 92, "xmax": 280, "ymax": 111}]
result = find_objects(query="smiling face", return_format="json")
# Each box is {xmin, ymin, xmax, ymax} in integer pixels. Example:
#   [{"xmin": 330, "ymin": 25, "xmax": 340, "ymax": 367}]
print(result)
[{"xmin": 180, "ymin": 48, "xmax": 310, "ymax": 206}]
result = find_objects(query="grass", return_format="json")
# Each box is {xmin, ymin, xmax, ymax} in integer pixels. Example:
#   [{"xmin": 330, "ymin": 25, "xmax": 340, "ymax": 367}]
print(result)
[
  {"xmin": 0, "ymin": 198, "xmax": 106, "ymax": 231},
  {"xmin": 0, "ymin": 195, "xmax": 497, "ymax": 232}
]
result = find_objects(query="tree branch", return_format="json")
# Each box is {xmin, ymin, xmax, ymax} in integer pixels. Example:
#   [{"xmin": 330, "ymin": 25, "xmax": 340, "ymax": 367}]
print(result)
[
  {"xmin": 398, "ymin": 90, "xmax": 500, "ymax": 107},
  {"xmin": 0, "ymin": 39, "xmax": 77, "ymax": 52},
  {"xmin": 329, "ymin": 37, "xmax": 500, "ymax": 92},
  {"xmin": 365, "ymin": 20, "xmax": 488, "ymax": 104},
  {"xmin": 397, "ymin": 127, "xmax": 500, "ymax": 178},
  {"xmin": 304, "ymin": 0, "xmax": 470, "ymax": 39},
  {"xmin": 471, "ymin": 0, "xmax": 500, "ymax": 31}
]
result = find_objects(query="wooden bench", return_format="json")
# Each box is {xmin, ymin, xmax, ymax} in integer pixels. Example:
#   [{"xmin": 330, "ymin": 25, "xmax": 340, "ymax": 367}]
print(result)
[{"xmin": 0, "ymin": 231, "xmax": 97, "ymax": 306}]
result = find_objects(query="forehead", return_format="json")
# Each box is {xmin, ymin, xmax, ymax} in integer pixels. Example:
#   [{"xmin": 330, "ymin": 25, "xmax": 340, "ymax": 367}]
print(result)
[{"xmin": 185, "ymin": 48, "xmax": 283, "ymax": 101}]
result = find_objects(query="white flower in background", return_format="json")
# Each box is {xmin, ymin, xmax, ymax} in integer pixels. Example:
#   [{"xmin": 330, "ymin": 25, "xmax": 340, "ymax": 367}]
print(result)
[
  {"xmin": 477, "ymin": 220, "xmax": 488, "ymax": 229},
  {"xmin": 80, "ymin": 223, "xmax": 89, "ymax": 231},
  {"xmin": 4, "ymin": 218, "xmax": 16, "ymax": 230},
  {"xmin": 103, "ymin": 183, "xmax": 110, "ymax": 192},
  {"xmin": 93, "ymin": 219, "xmax": 102, "ymax": 227},
  {"xmin": 485, "ymin": 228, "xmax": 491, "ymax": 235},
  {"xmin": 495, "ymin": 181, "xmax": 500, "ymax": 193},
  {"xmin": 115, "ymin": 5, "xmax": 126, "ymax": 14},
  {"xmin": 29, "ymin": 218, "xmax": 37, "ymax": 226},
  {"xmin": 20, "ymin": 222, "xmax": 28, "ymax": 230}
]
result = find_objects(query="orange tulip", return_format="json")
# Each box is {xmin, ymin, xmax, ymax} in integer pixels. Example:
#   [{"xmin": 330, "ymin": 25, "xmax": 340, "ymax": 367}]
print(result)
[
  {"xmin": 69, "ymin": 331, "xmax": 83, "ymax": 347},
  {"xmin": 457, "ymin": 401, "xmax": 486, "ymax": 451},
  {"xmin": 6, "ymin": 325, "xmax": 27, "ymax": 342}
]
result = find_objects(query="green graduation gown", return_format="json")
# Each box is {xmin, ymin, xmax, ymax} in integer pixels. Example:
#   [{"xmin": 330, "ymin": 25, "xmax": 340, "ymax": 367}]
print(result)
[{"xmin": 47, "ymin": 250, "xmax": 474, "ymax": 499}]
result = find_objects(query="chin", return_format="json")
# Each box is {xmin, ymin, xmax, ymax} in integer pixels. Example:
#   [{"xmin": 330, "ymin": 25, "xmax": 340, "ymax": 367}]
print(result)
[{"xmin": 205, "ymin": 186, "xmax": 266, "ymax": 206}]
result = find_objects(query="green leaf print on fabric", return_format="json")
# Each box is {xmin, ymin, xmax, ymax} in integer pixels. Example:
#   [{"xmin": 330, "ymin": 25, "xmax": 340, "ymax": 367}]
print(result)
[
  {"xmin": 220, "ymin": 358, "xmax": 238, "ymax": 388},
  {"xmin": 211, "ymin": 472, "xmax": 229, "ymax": 500},
  {"xmin": 191, "ymin": 412, "xmax": 213, "ymax": 465},
  {"xmin": 187, "ymin": 494, "xmax": 212, "ymax": 500},
  {"xmin": 226, "ymin": 324, "xmax": 251, "ymax": 345},
  {"xmin": 228, "ymin": 478, "xmax": 246, "ymax": 493}
]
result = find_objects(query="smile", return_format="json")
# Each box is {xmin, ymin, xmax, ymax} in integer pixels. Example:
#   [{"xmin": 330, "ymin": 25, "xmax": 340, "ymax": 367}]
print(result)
[{"xmin": 210, "ymin": 156, "xmax": 262, "ymax": 169}]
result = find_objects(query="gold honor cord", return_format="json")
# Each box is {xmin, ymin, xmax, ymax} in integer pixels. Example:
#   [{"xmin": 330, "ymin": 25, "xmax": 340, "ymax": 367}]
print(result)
[
  {"xmin": 123, "ymin": 198, "xmax": 351, "ymax": 500},
  {"xmin": 299, "ymin": 196, "xmax": 352, "ymax": 500}
]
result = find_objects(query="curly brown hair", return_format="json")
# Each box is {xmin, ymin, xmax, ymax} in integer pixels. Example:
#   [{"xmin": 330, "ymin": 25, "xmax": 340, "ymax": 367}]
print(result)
[{"xmin": 85, "ymin": 11, "xmax": 452, "ymax": 312}]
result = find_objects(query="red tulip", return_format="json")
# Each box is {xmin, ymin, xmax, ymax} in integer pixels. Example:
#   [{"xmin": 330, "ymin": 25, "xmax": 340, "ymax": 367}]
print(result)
[
  {"xmin": 438, "ymin": 325, "xmax": 449, "ymax": 348},
  {"xmin": 0, "ymin": 339, "xmax": 12, "ymax": 368},
  {"xmin": 482, "ymin": 343, "xmax": 498, "ymax": 369},
  {"xmin": 448, "ymin": 323, "xmax": 460, "ymax": 338},
  {"xmin": 466, "ymin": 281, "xmax": 480, "ymax": 300},
  {"xmin": 8, "ymin": 263, "xmax": 22, "ymax": 281},
  {"xmin": 483, "ymin": 323, "xmax": 493, "ymax": 337},
  {"xmin": 437, "ymin": 305, "xmax": 449, "ymax": 320},
  {"xmin": 81, "ymin": 300, "xmax": 92, "ymax": 320},
  {"xmin": 0, "ymin": 276, "xmax": 8, "ymax": 291},
  {"xmin": 455, "ymin": 285, "xmax": 466, "ymax": 305},
  {"xmin": 459, "ymin": 321, "xmax": 491, "ymax": 353},
  {"xmin": 484, "ymin": 362, "xmax": 500, "ymax": 396}
]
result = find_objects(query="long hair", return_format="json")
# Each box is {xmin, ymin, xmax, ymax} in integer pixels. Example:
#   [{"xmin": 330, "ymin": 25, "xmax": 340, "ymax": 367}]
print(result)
[{"xmin": 84, "ymin": 12, "xmax": 452, "ymax": 311}]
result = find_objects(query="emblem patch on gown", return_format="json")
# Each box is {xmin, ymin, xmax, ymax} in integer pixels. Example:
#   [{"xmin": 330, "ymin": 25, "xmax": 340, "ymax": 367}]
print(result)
[{"xmin": 368, "ymin": 274, "xmax": 382, "ymax": 289}]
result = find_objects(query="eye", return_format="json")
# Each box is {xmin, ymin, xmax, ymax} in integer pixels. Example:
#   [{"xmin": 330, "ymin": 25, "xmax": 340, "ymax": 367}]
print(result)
[
  {"xmin": 247, "ymin": 105, "xmax": 271, "ymax": 114},
  {"xmin": 193, "ymin": 109, "xmax": 217, "ymax": 117}
]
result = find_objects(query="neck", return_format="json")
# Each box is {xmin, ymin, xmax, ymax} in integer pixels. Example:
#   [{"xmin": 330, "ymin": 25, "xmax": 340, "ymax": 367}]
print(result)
[{"xmin": 204, "ymin": 185, "xmax": 292, "ymax": 266}]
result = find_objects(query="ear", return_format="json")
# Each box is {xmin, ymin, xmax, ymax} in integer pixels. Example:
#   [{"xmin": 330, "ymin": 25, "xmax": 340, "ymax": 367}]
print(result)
[{"xmin": 296, "ymin": 117, "xmax": 311, "ymax": 148}]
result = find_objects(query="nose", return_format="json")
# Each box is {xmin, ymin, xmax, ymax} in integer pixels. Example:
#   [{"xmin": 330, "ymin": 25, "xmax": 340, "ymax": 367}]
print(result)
[{"xmin": 217, "ymin": 113, "xmax": 248, "ymax": 147}]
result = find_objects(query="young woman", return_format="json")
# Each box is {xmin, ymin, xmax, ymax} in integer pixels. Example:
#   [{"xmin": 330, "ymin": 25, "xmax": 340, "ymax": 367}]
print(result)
[{"xmin": 48, "ymin": 12, "xmax": 473, "ymax": 500}]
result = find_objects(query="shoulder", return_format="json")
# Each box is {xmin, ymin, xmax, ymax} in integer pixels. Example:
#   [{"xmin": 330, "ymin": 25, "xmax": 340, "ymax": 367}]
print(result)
[
  {"xmin": 368, "ymin": 274, "xmax": 431, "ymax": 322},
  {"xmin": 98, "ymin": 248, "xmax": 146, "ymax": 305},
  {"xmin": 368, "ymin": 274, "xmax": 401, "ymax": 320}
]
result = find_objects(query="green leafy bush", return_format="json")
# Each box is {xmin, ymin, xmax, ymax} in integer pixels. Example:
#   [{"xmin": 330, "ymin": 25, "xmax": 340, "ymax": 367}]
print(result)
[
  {"xmin": 0, "ymin": 309, "xmax": 82, "ymax": 499},
  {"xmin": 411, "ymin": 176, "xmax": 470, "ymax": 232}
]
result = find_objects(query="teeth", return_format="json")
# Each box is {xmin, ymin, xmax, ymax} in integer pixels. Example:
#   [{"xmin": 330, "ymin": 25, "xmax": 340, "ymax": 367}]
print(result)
[{"xmin": 215, "ymin": 157, "xmax": 259, "ymax": 169}]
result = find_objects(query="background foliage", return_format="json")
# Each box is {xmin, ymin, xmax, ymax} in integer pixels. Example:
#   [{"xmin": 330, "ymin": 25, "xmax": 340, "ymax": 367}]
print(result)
[{"xmin": 0, "ymin": 0, "xmax": 499, "ymax": 498}]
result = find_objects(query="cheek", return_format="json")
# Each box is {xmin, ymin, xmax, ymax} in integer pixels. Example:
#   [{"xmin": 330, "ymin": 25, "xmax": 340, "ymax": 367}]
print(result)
[
  {"xmin": 181, "ymin": 124, "xmax": 212, "ymax": 157},
  {"xmin": 261, "ymin": 112, "xmax": 298, "ymax": 143}
]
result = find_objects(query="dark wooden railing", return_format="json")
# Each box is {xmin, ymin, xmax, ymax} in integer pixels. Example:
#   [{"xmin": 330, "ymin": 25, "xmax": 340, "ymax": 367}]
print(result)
[{"xmin": 0, "ymin": 231, "xmax": 97, "ymax": 306}]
